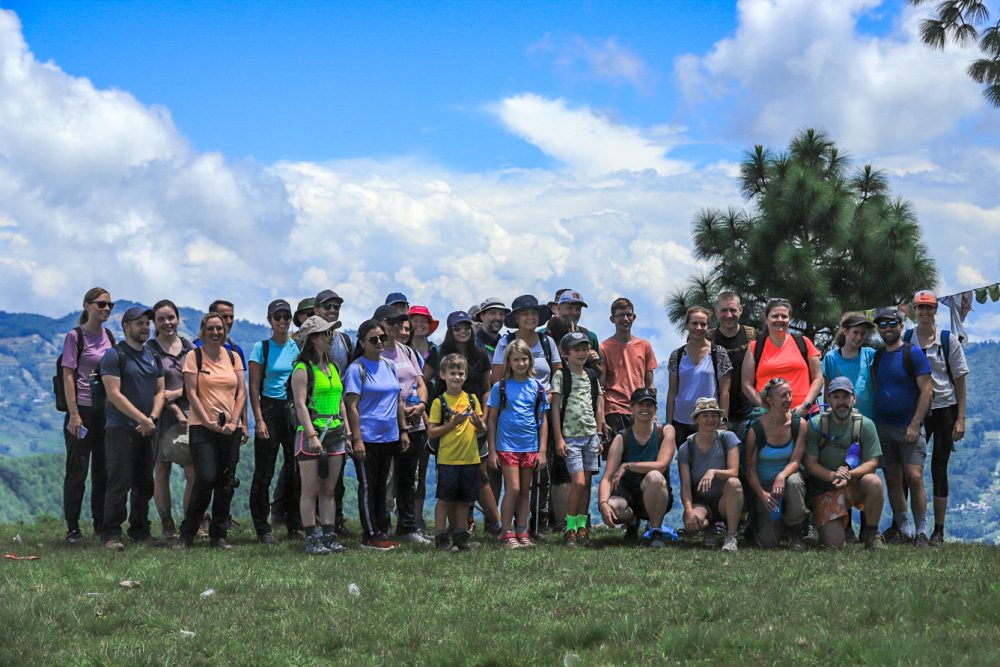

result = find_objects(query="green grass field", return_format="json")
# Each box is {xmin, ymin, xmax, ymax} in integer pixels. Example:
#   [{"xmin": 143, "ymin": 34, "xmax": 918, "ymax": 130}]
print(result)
[{"xmin": 2, "ymin": 518, "xmax": 999, "ymax": 666}]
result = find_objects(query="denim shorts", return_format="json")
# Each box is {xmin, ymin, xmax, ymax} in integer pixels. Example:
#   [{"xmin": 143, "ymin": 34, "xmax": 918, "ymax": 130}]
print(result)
[{"xmin": 564, "ymin": 434, "xmax": 600, "ymax": 474}]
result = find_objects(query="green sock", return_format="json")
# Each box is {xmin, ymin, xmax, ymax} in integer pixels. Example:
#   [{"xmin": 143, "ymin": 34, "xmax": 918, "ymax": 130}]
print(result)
[
  {"xmin": 577, "ymin": 515, "xmax": 588, "ymax": 529},
  {"xmin": 566, "ymin": 515, "xmax": 577, "ymax": 531}
]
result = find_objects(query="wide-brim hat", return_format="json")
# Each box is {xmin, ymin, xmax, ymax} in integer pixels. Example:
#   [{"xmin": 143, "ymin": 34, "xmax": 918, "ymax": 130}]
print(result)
[
  {"xmin": 691, "ymin": 397, "xmax": 724, "ymax": 421},
  {"xmin": 297, "ymin": 315, "xmax": 341, "ymax": 339},
  {"xmin": 504, "ymin": 295, "xmax": 552, "ymax": 329},
  {"xmin": 407, "ymin": 305, "xmax": 439, "ymax": 335},
  {"xmin": 477, "ymin": 297, "xmax": 510, "ymax": 322}
]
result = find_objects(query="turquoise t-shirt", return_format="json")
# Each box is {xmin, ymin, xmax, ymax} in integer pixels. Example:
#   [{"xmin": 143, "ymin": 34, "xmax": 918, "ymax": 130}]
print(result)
[
  {"xmin": 249, "ymin": 338, "xmax": 301, "ymax": 400},
  {"xmin": 756, "ymin": 440, "xmax": 794, "ymax": 484},
  {"xmin": 822, "ymin": 347, "xmax": 875, "ymax": 419}
]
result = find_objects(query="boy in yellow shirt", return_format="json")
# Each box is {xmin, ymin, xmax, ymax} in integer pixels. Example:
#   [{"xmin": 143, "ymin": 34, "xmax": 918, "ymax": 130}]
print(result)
[{"xmin": 428, "ymin": 353, "xmax": 486, "ymax": 552}]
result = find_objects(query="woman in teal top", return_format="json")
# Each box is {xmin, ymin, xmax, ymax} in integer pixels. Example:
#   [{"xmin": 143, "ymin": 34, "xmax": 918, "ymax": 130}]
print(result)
[
  {"xmin": 745, "ymin": 377, "xmax": 809, "ymax": 550},
  {"xmin": 822, "ymin": 312, "xmax": 876, "ymax": 418},
  {"xmin": 291, "ymin": 316, "xmax": 349, "ymax": 555}
]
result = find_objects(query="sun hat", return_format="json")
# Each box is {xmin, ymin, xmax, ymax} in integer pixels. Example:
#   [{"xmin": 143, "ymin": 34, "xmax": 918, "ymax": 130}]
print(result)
[
  {"xmin": 293, "ymin": 298, "xmax": 316, "ymax": 327},
  {"xmin": 477, "ymin": 297, "xmax": 510, "ymax": 321},
  {"xmin": 407, "ymin": 305, "xmax": 439, "ymax": 334},
  {"xmin": 691, "ymin": 397, "xmax": 724, "ymax": 421},
  {"xmin": 504, "ymin": 295, "xmax": 552, "ymax": 329},
  {"xmin": 297, "ymin": 315, "xmax": 340, "ymax": 339}
]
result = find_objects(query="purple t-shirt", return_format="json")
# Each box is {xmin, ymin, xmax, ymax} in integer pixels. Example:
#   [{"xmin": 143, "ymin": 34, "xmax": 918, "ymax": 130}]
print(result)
[
  {"xmin": 381, "ymin": 342, "xmax": 426, "ymax": 433},
  {"xmin": 61, "ymin": 327, "xmax": 114, "ymax": 407}
]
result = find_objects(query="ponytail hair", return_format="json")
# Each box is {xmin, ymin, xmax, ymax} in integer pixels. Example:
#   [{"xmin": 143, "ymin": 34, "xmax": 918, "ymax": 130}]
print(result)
[{"xmin": 79, "ymin": 287, "xmax": 109, "ymax": 324}]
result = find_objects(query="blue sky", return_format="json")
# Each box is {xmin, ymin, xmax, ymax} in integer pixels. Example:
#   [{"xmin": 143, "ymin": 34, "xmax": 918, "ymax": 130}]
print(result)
[{"xmin": 0, "ymin": 0, "xmax": 997, "ymax": 349}]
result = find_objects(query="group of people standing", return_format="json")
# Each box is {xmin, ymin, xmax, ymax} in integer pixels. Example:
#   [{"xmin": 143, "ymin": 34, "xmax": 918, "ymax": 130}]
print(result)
[{"xmin": 56, "ymin": 284, "xmax": 967, "ymax": 554}]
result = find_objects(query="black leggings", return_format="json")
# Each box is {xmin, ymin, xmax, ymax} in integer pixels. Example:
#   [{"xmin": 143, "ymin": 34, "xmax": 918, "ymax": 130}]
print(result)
[{"xmin": 925, "ymin": 404, "xmax": 958, "ymax": 499}]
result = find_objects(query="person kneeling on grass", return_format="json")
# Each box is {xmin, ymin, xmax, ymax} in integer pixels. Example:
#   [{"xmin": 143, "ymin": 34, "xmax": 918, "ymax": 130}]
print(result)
[
  {"xmin": 598, "ymin": 388, "xmax": 675, "ymax": 548},
  {"xmin": 428, "ymin": 353, "xmax": 487, "ymax": 552},
  {"xmin": 804, "ymin": 377, "xmax": 887, "ymax": 551},
  {"xmin": 551, "ymin": 331, "xmax": 604, "ymax": 547},
  {"xmin": 678, "ymin": 397, "xmax": 744, "ymax": 552}
]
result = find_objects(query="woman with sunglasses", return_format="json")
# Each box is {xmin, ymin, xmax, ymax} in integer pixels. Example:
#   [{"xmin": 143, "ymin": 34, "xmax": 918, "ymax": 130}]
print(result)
[
  {"xmin": 176, "ymin": 312, "xmax": 246, "ymax": 549},
  {"xmin": 248, "ymin": 300, "xmax": 302, "ymax": 545},
  {"xmin": 60, "ymin": 287, "xmax": 117, "ymax": 544},
  {"xmin": 742, "ymin": 298, "xmax": 822, "ymax": 417},
  {"xmin": 344, "ymin": 319, "xmax": 410, "ymax": 550},
  {"xmin": 434, "ymin": 311, "xmax": 501, "ymax": 536},
  {"xmin": 372, "ymin": 305, "xmax": 431, "ymax": 543}
]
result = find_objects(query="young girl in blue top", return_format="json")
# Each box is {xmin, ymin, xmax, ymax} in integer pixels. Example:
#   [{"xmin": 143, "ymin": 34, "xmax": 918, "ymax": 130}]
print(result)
[
  {"xmin": 487, "ymin": 339, "xmax": 549, "ymax": 549},
  {"xmin": 822, "ymin": 312, "xmax": 876, "ymax": 418}
]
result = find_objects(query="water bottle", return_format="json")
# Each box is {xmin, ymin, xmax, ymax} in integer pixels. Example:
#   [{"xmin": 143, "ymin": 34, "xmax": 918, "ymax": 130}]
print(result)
[
  {"xmin": 845, "ymin": 441, "xmax": 862, "ymax": 469},
  {"xmin": 405, "ymin": 383, "xmax": 421, "ymax": 426},
  {"xmin": 769, "ymin": 496, "xmax": 782, "ymax": 523}
]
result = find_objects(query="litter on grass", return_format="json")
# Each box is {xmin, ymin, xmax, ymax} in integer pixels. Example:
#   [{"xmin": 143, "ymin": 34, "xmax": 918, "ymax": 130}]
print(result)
[
  {"xmin": 179, "ymin": 630, "xmax": 196, "ymax": 639},
  {"xmin": 12, "ymin": 534, "xmax": 22, "ymax": 544},
  {"xmin": 348, "ymin": 583, "xmax": 360, "ymax": 597},
  {"xmin": 564, "ymin": 654, "xmax": 581, "ymax": 667},
  {"xmin": 119, "ymin": 580, "xmax": 140, "ymax": 589},
  {"xmin": 4, "ymin": 553, "xmax": 40, "ymax": 561},
  {"xmin": 200, "ymin": 589, "xmax": 215, "ymax": 599}
]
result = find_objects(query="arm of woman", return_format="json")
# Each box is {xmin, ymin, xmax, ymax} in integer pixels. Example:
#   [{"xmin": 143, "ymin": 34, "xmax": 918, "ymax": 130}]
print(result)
[
  {"xmin": 536, "ymin": 411, "xmax": 548, "ymax": 470},
  {"xmin": 742, "ymin": 349, "xmax": 761, "ymax": 407},
  {"xmin": 954, "ymin": 373, "xmax": 967, "ymax": 441},
  {"xmin": 248, "ymin": 361, "xmax": 267, "ymax": 438},
  {"xmin": 62, "ymin": 366, "xmax": 82, "ymax": 436},
  {"xmin": 486, "ymin": 405, "xmax": 499, "ymax": 470},
  {"xmin": 678, "ymin": 459, "xmax": 695, "ymax": 518},
  {"xmin": 801, "ymin": 353, "xmax": 824, "ymax": 411},
  {"xmin": 718, "ymin": 437, "xmax": 741, "ymax": 480},
  {"xmin": 718, "ymin": 372, "xmax": 731, "ymax": 421},
  {"xmin": 344, "ymin": 393, "xmax": 365, "ymax": 460}
]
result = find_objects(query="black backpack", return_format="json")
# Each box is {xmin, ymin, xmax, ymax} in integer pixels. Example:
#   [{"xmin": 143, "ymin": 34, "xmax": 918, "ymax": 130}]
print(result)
[
  {"xmin": 669, "ymin": 343, "xmax": 726, "ymax": 401},
  {"xmin": 53, "ymin": 327, "xmax": 115, "ymax": 412},
  {"xmin": 903, "ymin": 329, "xmax": 955, "ymax": 387},
  {"xmin": 558, "ymin": 366, "xmax": 600, "ymax": 430},
  {"xmin": 748, "ymin": 414, "xmax": 802, "ymax": 454}
]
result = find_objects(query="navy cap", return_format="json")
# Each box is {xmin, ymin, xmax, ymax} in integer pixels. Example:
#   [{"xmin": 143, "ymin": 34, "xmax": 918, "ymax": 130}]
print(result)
[
  {"xmin": 828, "ymin": 376, "xmax": 856, "ymax": 395},
  {"xmin": 385, "ymin": 292, "xmax": 409, "ymax": 306},
  {"xmin": 121, "ymin": 306, "xmax": 154, "ymax": 325},
  {"xmin": 629, "ymin": 387, "xmax": 658, "ymax": 405},
  {"xmin": 267, "ymin": 299, "xmax": 292, "ymax": 318},
  {"xmin": 374, "ymin": 304, "xmax": 404, "ymax": 321},
  {"xmin": 447, "ymin": 311, "xmax": 474, "ymax": 329}
]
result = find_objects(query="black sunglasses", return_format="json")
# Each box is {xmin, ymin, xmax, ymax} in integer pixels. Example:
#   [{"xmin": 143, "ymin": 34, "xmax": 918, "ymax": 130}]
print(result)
[
  {"xmin": 91, "ymin": 300, "xmax": 115, "ymax": 310},
  {"xmin": 366, "ymin": 334, "xmax": 389, "ymax": 345},
  {"xmin": 271, "ymin": 312, "xmax": 292, "ymax": 322}
]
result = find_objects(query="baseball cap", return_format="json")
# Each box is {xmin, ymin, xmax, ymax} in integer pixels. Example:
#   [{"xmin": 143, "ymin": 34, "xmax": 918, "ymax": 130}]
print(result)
[
  {"xmin": 629, "ymin": 387, "xmax": 658, "ymax": 405},
  {"xmin": 477, "ymin": 297, "xmax": 510, "ymax": 321},
  {"xmin": 828, "ymin": 376, "xmax": 856, "ymax": 395},
  {"xmin": 841, "ymin": 313, "xmax": 874, "ymax": 329},
  {"xmin": 374, "ymin": 304, "xmax": 405, "ymax": 322},
  {"xmin": 447, "ymin": 311, "xmax": 474, "ymax": 329},
  {"xmin": 873, "ymin": 306, "xmax": 904, "ymax": 323},
  {"xmin": 314, "ymin": 289, "xmax": 343, "ymax": 306},
  {"xmin": 121, "ymin": 306, "xmax": 154, "ymax": 325},
  {"xmin": 384, "ymin": 292, "xmax": 409, "ymax": 306},
  {"xmin": 913, "ymin": 290, "xmax": 938, "ymax": 307},
  {"xmin": 559, "ymin": 331, "xmax": 590, "ymax": 351},
  {"xmin": 267, "ymin": 299, "xmax": 292, "ymax": 318},
  {"xmin": 557, "ymin": 290, "xmax": 588, "ymax": 307}
]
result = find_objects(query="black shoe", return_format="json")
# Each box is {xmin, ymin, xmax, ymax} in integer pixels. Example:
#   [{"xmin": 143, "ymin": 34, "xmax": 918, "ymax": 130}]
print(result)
[
  {"xmin": 65, "ymin": 529, "xmax": 85, "ymax": 545},
  {"xmin": 624, "ymin": 522, "xmax": 640, "ymax": 545},
  {"xmin": 173, "ymin": 534, "xmax": 195, "ymax": 550},
  {"xmin": 257, "ymin": 532, "xmax": 281, "ymax": 545},
  {"xmin": 929, "ymin": 529, "xmax": 944, "ymax": 546},
  {"xmin": 435, "ymin": 533, "xmax": 451, "ymax": 551},
  {"xmin": 844, "ymin": 526, "xmax": 858, "ymax": 544},
  {"xmin": 210, "ymin": 537, "xmax": 233, "ymax": 550},
  {"xmin": 287, "ymin": 529, "xmax": 306, "ymax": 541},
  {"xmin": 882, "ymin": 525, "xmax": 907, "ymax": 545},
  {"xmin": 913, "ymin": 533, "xmax": 930, "ymax": 548}
]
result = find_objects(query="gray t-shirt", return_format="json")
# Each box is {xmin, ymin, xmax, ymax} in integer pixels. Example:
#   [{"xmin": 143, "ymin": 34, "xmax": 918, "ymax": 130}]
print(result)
[
  {"xmin": 677, "ymin": 430, "xmax": 741, "ymax": 498},
  {"xmin": 100, "ymin": 344, "xmax": 164, "ymax": 430},
  {"xmin": 917, "ymin": 330, "xmax": 970, "ymax": 410},
  {"xmin": 492, "ymin": 333, "xmax": 562, "ymax": 390}
]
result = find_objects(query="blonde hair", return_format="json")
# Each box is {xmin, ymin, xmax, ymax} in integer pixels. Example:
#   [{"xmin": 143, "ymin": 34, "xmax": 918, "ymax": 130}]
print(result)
[
  {"xmin": 198, "ymin": 312, "xmax": 227, "ymax": 340},
  {"xmin": 501, "ymin": 339, "xmax": 535, "ymax": 379},
  {"xmin": 759, "ymin": 377, "xmax": 791, "ymax": 407}
]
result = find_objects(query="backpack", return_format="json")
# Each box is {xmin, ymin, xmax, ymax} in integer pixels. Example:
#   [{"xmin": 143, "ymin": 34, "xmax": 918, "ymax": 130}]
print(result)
[
  {"xmin": 815, "ymin": 408, "xmax": 864, "ymax": 456},
  {"xmin": 53, "ymin": 327, "xmax": 115, "ymax": 412},
  {"xmin": 748, "ymin": 414, "xmax": 802, "ymax": 454},
  {"xmin": 683, "ymin": 430, "xmax": 734, "ymax": 478},
  {"xmin": 752, "ymin": 332, "xmax": 808, "ymax": 371},
  {"xmin": 669, "ymin": 343, "xmax": 725, "ymax": 401},
  {"xmin": 503, "ymin": 331, "xmax": 555, "ymax": 374},
  {"xmin": 903, "ymin": 328, "xmax": 954, "ymax": 387},
  {"xmin": 870, "ymin": 342, "xmax": 916, "ymax": 397},
  {"xmin": 90, "ymin": 343, "xmax": 163, "ymax": 414},
  {"xmin": 707, "ymin": 324, "xmax": 757, "ymax": 355},
  {"xmin": 498, "ymin": 377, "xmax": 545, "ymax": 430},
  {"xmin": 557, "ymin": 367, "xmax": 600, "ymax": 430},
  {"xmin": 427, "ymin": 391, "xmax": 478, "ymax": 455}
]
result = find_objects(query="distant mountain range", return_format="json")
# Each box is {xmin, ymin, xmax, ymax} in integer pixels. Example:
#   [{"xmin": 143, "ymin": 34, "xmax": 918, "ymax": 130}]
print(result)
[{"xmin": 0, "ymin": 305, "xmax": 997, "ymax": 541}]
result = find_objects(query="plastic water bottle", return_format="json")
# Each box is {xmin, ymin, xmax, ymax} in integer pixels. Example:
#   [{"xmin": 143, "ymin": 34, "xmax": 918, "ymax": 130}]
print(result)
[
  {"xmin": 769, "ymin": 497, "xmax": 782, "ymax": 523},
  {"xmin": 845, "ymin": 441, "xmax": 862, "ymax": 469},
  {"xmin": 405, "ymin": 383, "xmax": 422, "ymax": 426}
]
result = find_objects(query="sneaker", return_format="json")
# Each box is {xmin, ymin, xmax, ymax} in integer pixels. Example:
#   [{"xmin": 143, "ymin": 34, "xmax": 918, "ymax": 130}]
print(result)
[
  {"xmin": 320, "ymin": 532, "xmax": 347, "ymax": 553},
  {"xmin": 485, "ymin": 522, "xmax": 503, "ymax": 538},
  {"xmin": 65, "ymin": 529, "xmax": 85, "ymax": 545},
  {"xmin": 103, "ymin": 539, "xmax": 125, "ymax": 552},
  {"xmin": 721, "ymin": 534, "xmax": 739, "ymax": 553},
  {"xmin": 500, "ymin": 531, "xmax": 522, "ymax": 550},
  {"xmin": 575, "ymin": 527, "xmax": 592, "ymax": 547},
  {"xmin": 257, "ymin": 532, "xmax": 281, "ymax": 546},
  {"xmin": 209, "ymin": 537, "xmax": 233, "ymax": 550},
  {"xmin": 929, "ymin": 529, "xmax": 944, "ymax": 546},
  {"xmin": 173, "ymin": 534, "xmax": 195, "ymax": 550},
  {"xmin": 516, "ymin": 532, "xmax": 535, "ymax": 548},
  {"xmin": 435, "ymin": 533, "xmax": 451, "ymax": 551},
  {"xmin": 161, "ymin": 518, "xmax": 178, "ymax": 541},
  {"xmin": 399, "ymin": 531, "xmax": 432, "ymax": 545},
  {"xmin": 862, "ymin": 529, "xmax": 888, "ymax": 551},
  {"xmin": 788, "ymin": 533, "xmax": 808, "ymax": 552},
  {"xmin": 649, "ymin": 530, "xmax": 666, "ymax": 549},
  {"xmin": 563, "ymin": 529, "xmax": 577, "ymax": 546},
  {"xmin": 913, "ymin": 532, "xmax": 930, "ymax": 548},
  {"xmin": 305, "ymin": 533, "xmax": 331, "ymax": 555},
  {"xmin": 802, "ymin": 524, "xmax": 819, "ymax": 548},
  {"xmin": 882, "ymin": 525, "xmax": 907, "ymax": 545},
  {"xmin": 361, "ymin": 535, "xmax": 399, "ymax": 551},
  {"xmin": 287, "ymin": 529, "xmax": 306, "ymax": 542}
]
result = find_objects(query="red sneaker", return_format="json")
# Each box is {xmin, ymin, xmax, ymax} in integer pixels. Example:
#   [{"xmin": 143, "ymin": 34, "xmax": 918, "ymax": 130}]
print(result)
[
  {"xmin": 517, "ymin": 532, "xmax": 534, "ymax": 548},
  {"xmin": 500, "ymin": 531, "xmax": 522, "ymax": 549}
]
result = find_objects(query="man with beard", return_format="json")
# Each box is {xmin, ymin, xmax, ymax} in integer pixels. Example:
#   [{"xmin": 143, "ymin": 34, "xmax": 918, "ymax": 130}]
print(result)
[
  {"xmin": 872, "ymin": 307, "xmax": 933, "ymax": 546},
  {"xmin": 474, "ymin": 297, "xmax": 510, "ymax": 357},
  {"xmin": 803, "ymin": 377, "xmax": 886, "ymax": 550}
]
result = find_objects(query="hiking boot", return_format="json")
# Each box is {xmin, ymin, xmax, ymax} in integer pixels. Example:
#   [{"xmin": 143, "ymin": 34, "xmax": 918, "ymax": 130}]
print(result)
[
  {"xmin": 575, "ymin": 526, "xmax": 592, "ymax": 547},
  {"xmin": 721, "ymin": 534, "xmax": 739, "ymax": 553},
  {"xmin": 500, "ymin": 531, "xmax": 522, "ymax": 550},
  {"xmin": 517, "ymin": 532, "xmax": 535, "ymax": 548},
  {"xmin": 160, "ymin": 517, "xmax": 178, "ymax": 540},
  {"xmin": 435, "ymin": 533, "xmax": 451, "ymax": 551},
  {"xmin": 304, "ymin": 533, "xmax": 331, "ymax": 555},
  {"xmin": 287, "ymin": 529, "xmax": 306, "ymax": 542},
  {"xmin": 65, "ymin": 529, "xmax": 85, "ymax": 545},
  {"xmin": 929, "ymin": 529, "xmax": 944, "ymax": 546},
  {"xmin": 563, "ymin": 529, "xmax": 577, "ymax": 546},
  {"xmin": 210, "ymin": 537, "xmax": 233, "ymax": 550},
  {"xmin": 399, "ymin": 531, "xmax": 432, "ymax": 545},
  {"xmin": 788, "ymin": 533, "xmax": 808, "ymax": 552},
  {"xmin": 103, "ymin": 539, "xmax": 125, "ymax": 552},
  {"xmin": 451, "ymin": 530, "xmax": 473, "ymax": 552},
  {"xmin": 913, "ymin": 532, "xmax": 930, "ymax": 548},
  {"xmin": 320, "ymin": 531, "xmax": 346, "ymax": 553},
  {"xmin": 862, "ymin": 528, "xmax": 887, "ymax": 551},
  {"xmin": 257, "ymin": 532, "xmax": 281, "ymax": 546},
  {"xmin": 173, "ymin": 534, "xmax": 195, "ymax": 550},
  {"xmin": 882, "ymin": 525, "xmax": 907, "ymax": 545},
  {"xmin": 802, "ymin": 523, "xmax": 819, "ymax": 548},
  {"xmin": 361, "ymin": 534, "xmax": 399, "ymax": 551}
]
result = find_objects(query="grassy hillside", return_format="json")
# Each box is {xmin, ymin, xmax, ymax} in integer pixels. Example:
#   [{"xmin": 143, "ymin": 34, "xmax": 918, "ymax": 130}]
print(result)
[{"xmin": 1, "ymin": 520, "xmax": 998, "ymax": 665}]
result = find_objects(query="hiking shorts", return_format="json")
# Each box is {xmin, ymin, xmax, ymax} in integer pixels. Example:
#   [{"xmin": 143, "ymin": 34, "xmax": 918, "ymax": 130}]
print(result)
[
  {"xmin": 692, "ymin": 493, "xmax": 721, "ymax": 522},
  {"xmin": 294, "ymin": 424, "xmax": 348, "ymax": 461},
  {"xmin": 436, "ymin": 463, "xmax": 479, "ymax": 502},
  {"xmin": 497, "ymin": 451, "xmax": 537, "ymax": 469},
  {"xmin": 563, "ymin": 434, "xmax": 600, "ymax": 475},
  {"xmin": 876, "ymin": 423, "xmax": 926, "ymax": 468}
]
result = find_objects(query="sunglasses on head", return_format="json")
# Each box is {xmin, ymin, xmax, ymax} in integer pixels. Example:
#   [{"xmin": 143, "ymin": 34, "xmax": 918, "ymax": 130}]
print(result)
[
  {"xmin": 875, "ymin": 320, "xmax": 899, "ymax": 329},
  {"xmin": 366, "ymin": 333, "xmax": 389, "ymax": 345},
  {"xmin": 91, "ymin": 300, "xmax": 114, "ymax": 310}
]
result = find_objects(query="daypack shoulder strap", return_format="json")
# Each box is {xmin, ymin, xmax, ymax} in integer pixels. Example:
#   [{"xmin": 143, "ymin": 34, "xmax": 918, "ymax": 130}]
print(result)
[
  {"xmin": 195, "ymin": 347, "xmax": 203, "ymax": 372},
  {"xmin": 259, "ymin": 339, "xmax": 270, "ymax": 394},
  {"xmin": 851, "ymin": 412, "xmax": 863, "ymax": 443},
  {"xmin": 941, "ymin": 330, "xmax": 954, "ymax": 385},
  {"xmin": 793, "ymin": 334, "xmax": 808, "ymax": 362},
  {"xmin": 902, "ymin": 342, "xmax": 915, "ymax": 382},
  {"xmin": 753, "ymin": 333, "xmax": 767, "ymax": 370}
]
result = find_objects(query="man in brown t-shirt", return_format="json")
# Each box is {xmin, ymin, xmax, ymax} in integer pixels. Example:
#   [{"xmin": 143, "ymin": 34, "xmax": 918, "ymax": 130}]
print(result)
[{"xmin": 600, "ymin": 297, "xmax": 658, "ymax": 439}]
